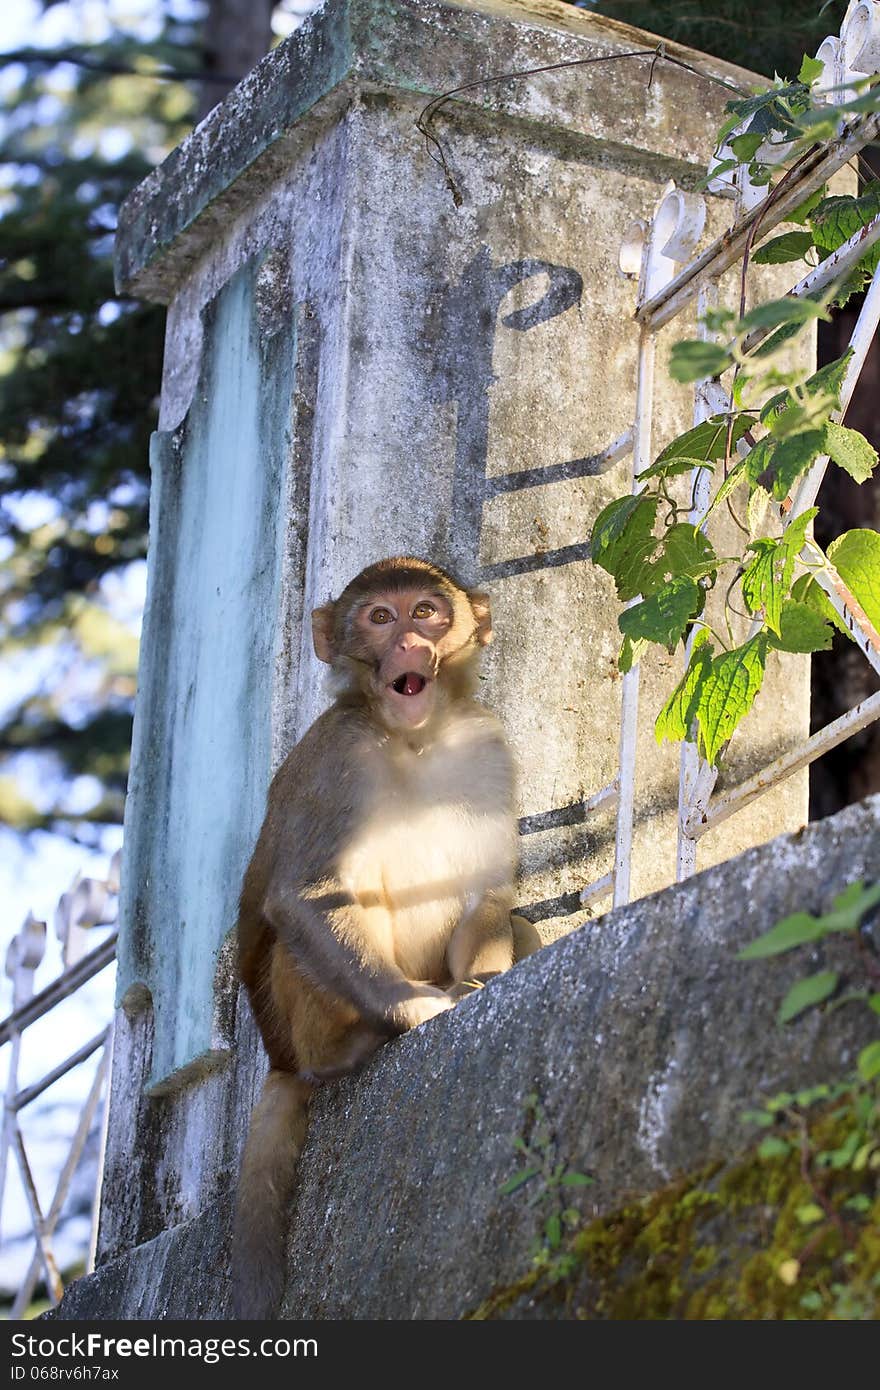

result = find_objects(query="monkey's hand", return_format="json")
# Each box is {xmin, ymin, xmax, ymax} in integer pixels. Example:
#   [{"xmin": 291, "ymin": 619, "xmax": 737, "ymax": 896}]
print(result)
[{"xmin": 394, "ymin": 986, "xmax": 455, "ymax": 1031}]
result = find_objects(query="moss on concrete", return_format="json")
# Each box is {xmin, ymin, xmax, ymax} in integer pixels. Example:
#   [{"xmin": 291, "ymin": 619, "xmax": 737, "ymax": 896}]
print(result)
[{"xmin": 469, "ymin": 1089, "xmax": 880, "ymax": 1320}]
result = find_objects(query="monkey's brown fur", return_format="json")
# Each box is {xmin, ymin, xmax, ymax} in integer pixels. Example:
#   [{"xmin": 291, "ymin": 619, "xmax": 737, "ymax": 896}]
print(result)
[{"xmin": 231, "ymin": 557, "xmax": 539, "ymax": 1318}]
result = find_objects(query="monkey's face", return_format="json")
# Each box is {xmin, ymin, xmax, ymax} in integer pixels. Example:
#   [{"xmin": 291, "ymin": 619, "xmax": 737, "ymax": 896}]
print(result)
[
  {"xmin": 312, "ymin": 558, "xmax": 493, "ymax": 729},
  {"xmin": 353, "ymin": 586, "xmax": 461, "ymax": 729}
]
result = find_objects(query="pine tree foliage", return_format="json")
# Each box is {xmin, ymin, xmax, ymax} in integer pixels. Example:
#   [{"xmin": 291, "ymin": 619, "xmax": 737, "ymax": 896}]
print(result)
[
  {"xmin": 586, "ymin": 1, "xmax": 848, "ymax": 80},
  {"xmin": 0, "ymin": 4, "xmax": 200, "ymax": 834}
]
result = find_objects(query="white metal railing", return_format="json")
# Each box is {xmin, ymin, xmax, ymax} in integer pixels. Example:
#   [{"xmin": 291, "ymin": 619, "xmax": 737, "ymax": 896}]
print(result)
[
  {"xmin": 0, "ymin": 850, "xmax": 119, "ymax": 1317},
  {"xmin": 572, "ymin": 1, "xmax": 880, "ymax": 911}
]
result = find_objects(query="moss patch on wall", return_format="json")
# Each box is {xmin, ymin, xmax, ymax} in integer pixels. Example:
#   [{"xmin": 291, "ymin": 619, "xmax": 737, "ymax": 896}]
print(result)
[{"xmin": 469, "ymin": 1090, "xmax": 880, "ymax": 1320}]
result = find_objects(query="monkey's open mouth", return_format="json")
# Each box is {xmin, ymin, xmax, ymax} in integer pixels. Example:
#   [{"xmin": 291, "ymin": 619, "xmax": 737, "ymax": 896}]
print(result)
[{"xmin": 391, "ymin": 672, "xmax": 429, "ymax": 697}]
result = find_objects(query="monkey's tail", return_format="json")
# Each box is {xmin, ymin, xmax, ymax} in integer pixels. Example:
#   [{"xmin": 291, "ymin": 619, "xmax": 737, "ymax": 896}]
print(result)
[{"xmin": 231, "ymin": 1069, "xmax": 311, "ymax": 1320}]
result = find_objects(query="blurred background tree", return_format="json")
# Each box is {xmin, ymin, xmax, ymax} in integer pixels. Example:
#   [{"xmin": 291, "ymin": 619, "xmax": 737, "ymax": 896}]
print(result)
[
  {"xmin": 586, "ymin": 0, "xmax": 847, "ymax": 78},
  {"xmin": 0, "ymin": 0, "xmax": 289, "ymax": 847}
]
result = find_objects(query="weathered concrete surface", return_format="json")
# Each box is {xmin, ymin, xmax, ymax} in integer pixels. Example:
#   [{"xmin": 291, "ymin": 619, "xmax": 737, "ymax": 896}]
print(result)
[
  {"xmin": 114, "ymin": 0, "xmax": 763, "ymax": 301},
  {"xmin": 119, "ymin": 254, "xmax": 297, "ymax": 1087},
  {"xmin": 53, "ymin": 795, "xmax": 880, "ymax": 1319},
  {"xmin": 103, "ymin": 0, "xmax": 819, "ymax": 1272}
]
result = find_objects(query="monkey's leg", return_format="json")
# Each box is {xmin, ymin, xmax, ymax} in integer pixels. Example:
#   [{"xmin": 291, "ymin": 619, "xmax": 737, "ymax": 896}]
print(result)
[
  {"xmin": 283, "ymin": 959, "xmax": 386, "ymax": 1084},
  {"xmin": 297, "ymin": 1022, "xmax": 385, "ymax": 1085},
  {"xmin": 446, "ymin": 892, "xmax": 515, "ymax": 998},
  {"xmin": 511, "ymin": 912, "xmax": 542, "ymax": 962}
]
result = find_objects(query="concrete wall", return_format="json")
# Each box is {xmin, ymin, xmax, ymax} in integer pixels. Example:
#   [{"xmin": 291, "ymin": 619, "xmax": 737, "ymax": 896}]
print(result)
[
  {"xmin": 54, "ymin": 795, "xmax": 880, "ymax": 1318},
  {"xmin": 100, "ymin": 0, "xmax": 817, "ymax": 1266}
]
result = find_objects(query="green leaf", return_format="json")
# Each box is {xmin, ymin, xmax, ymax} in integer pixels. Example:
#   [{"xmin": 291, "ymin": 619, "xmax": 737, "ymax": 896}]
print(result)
[
  {"xmin": 767, "ymin": 600, "xmax": 834, "ymax": 653},
  {"xmin": 739, "ymin": 514, "xmax": 813, "ymax": 634},
  {"xmin": 778, "ymin": 970, "xmax": 839, "ymax": 1024},
  {"xmin": 696, "ymin": 634, "xmax": 768, "ymax": 765},
  {"xmin": 729, "ymin": 130, "xmax": 765, "ymax": 162},
  {"xmin": 610, "ymin": 524, "xmax": 714, "ymax": 604},
  {"xmin": 741, "ymin": 1108, "xmax": 775, "ymax": 1128},
  {"xmin": 794, "ymin": 1083, "xmax": 830, "ymax": 1108},
  {"xmin": 699, "ymin": 157, "xmax": 738, "ymax": 188},
  {"xmin": 738, "ymin": 911, "xmax": 826, "ymax": 960},
  {"xmin": 857, "ymin": 1040, "xmax": 880, "ymax": 1081},
  {"xmin": 798, "ymin": 54, "xmax": 825, "ymax": 85},
  {"xmin": 788, "ymin": 185, "xmax": 827, "ymax": 225},
  {"xmin": 744, "ymin": 438, "xmax": 774, "ymax": 490},
  {"xmin": 810, "ymin": 183, "xmax": 880, "ymax": 275},
  {"xmin": 560, "ymin": 1172, "xmax": 594, "ymax": 1187},
  {"xmin": 760, "ymin": 354, "xmax": 850, "ymax": 428},
  {"xmin": 669, "ymin": 339, "xmax": 731, "ymax": 383},
  {"xmin": 758, "ymin": 1135, "xmax": 790, "ymax": 1160},
  {"xmin": 752, "ymin": 316, "xmax": 815, "ymax": 361},
  {"xmin": 804, "ymin": 349, "xmax": 853, "ymax": 404},
  {"xmin": 790, "ymin": 574, "xmax": 852, "ymax": 641},
  {"xmin": 702, "ymin": 307, "xmax": 736, "ymax": 335},
  {"xmin": 824, "ymin": 421, "xmax": 878, "ymax": 484},
  {"xmin": 767, "ymin": 429, "xmax": 826, "ymax": 500},
  {"xmin": 779, "ymin": 508, "xmax": 817, "ymax": 564},
  {"xmin": 752, "ymin": 230, "xmax": 814, "ymax": 265},
  {"xmin": 590, "ymin": 494, "xmax": 657, "ymax": 568},
  {"xmin": 739, "ymin": 296, "xmax": 828, "ymax": 335},
  {"xmin": 650, "ymin": 525, "xmax": 718, "ymax": 587},
  {"xmin": 748, "ymin": 484, "xmax": 772, "ymax": 535},
  {"xmin": 820, "ymin": 880, "xmax": 880, "ymax": 934},
  {"xmin": 843, "ymin": 1193, "xmax": 871, "ymax": 1213},
  {"xmin": 636, "ymin": 456, "xmax": 714, "ymax": 483},
  {"xmin": 618, "ymin": 633, "xmax": 649, "ymax": 673},
  {"xmin": 654, "ymin": 414, "xmax": 754, "ymax": 466},
  {"xmin": 795, "ymin": 1202, "xmax": 825, "ymax": 1225},
  {"xmin": 611, "ymin": 533, "xmax": 666, "ymax": 603},
  {"xmin": 708, "ymin": 456, "xmax": 751, "ymax": 514},
  {"xmin": 545, "ymin": 1213, "xmax": 562, "ymax": 1249},
  {"xmin": 823, "ymin": 1130, "xmax": 861, "ymax": 1170},
  {"xmin": 741, "ymin": 881, "xmax": 880, "ymax": 966},
  {"xmin": 499, "ymin": 1167, "xmax": 540, "ymax": 1195},
  {"xmin": 827, "ymin": 529, "xmax": 880, "ymax": 631},
  {"xmin": 618, "ymin": 576, "xmax": 701, "ymax": 649},
  {"xmin": 742, "ymin": 538, "xmax": 786, "ymax": 633},
  {"xmin": 655, "ymin": 633, "xmax": 713, "ymax": 745},
  {"xmin": 724, "ymin": 83, "xmax": 805, "ymax": 125},
  {"xmin": 869, "ymin": 994, "xmax": 880, "ymax": 1016}
]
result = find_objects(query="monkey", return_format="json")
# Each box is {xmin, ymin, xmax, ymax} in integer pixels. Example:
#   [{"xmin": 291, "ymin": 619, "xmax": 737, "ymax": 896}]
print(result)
[{"xmin": 230, "ymin": 555, "xmax": 540, "ymax": 1319}]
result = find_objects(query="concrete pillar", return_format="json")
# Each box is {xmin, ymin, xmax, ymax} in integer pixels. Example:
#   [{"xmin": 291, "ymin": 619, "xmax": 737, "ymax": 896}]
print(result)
[{"xmin": 100, "ymin": 0, "xmax": 811, "ymax": 1261}]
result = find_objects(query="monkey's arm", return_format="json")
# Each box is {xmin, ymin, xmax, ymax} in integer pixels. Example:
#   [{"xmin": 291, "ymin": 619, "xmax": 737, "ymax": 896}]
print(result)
[{"xmin": 264, "ymin": 881, "xmax": 452, "ymax": 1035}]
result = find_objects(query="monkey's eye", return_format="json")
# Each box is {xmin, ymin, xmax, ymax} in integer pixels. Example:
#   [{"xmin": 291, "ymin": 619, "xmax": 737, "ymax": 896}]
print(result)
[
  {"xmin": 368, "ymin": 607, "xmax": 394, "ymax": 625},
  {"xmin": 412, "ymin": 601, "xmax": 437, "ymax": 620}
]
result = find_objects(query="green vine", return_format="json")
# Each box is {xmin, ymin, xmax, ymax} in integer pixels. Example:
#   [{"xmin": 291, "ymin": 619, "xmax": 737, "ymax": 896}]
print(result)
[
  {"xmin": 499, "ymin": 1092, "xmax": 594, "ymax": 1262},
  {"xmin": 590, "ymin": 52, "xmax": 880, "ymax": 766}
]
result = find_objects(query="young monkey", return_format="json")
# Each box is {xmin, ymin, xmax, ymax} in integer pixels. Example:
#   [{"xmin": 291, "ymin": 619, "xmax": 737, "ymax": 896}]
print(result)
[{"xmin": 231, "ymin": 555, "xmax": 538, "ymax": 1318}]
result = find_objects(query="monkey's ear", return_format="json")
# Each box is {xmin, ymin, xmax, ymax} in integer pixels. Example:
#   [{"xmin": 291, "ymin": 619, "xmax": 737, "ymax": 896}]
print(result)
[
  {"xmin": 311, "ymin": 604, "xmax": 337, "ymax": 663},
  {"xmin": 468, "ymin": 591, "xmax": 493, "ymax": 647}
]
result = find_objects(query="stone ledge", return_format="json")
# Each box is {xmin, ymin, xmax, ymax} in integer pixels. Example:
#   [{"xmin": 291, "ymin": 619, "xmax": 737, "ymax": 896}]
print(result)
[
  {"xmin": 51, "ymin": 795, "xmax": 880, "ymax": 1320},
  {"xmin": 114, "ymin": 0, "xmax": 760, "ymax": 301}
]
